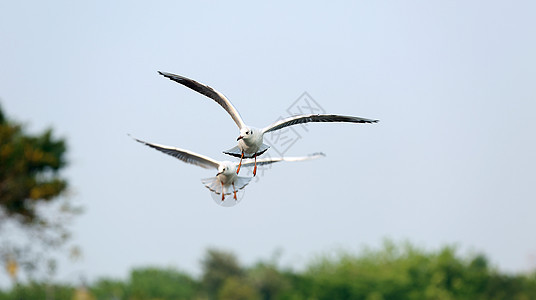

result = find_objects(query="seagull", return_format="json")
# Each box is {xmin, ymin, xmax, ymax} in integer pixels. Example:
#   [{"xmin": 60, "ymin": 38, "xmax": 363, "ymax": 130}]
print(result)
[
  {"xmin": 131, "ymin": 136, "xmax": 325, "ymax": 205},
  {"xmin": 158, "ymin": 71, "xmax": 378, "ymax": 176}
]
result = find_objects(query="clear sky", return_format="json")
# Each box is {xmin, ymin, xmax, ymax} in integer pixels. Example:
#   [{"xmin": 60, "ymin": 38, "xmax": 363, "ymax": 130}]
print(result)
[{"xmin": 1, "ymin": 0, "xmax": 535, "ymax": 285}]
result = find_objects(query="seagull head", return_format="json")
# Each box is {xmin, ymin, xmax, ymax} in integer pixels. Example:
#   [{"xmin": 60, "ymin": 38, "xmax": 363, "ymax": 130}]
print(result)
[
  {"xmin": 217, "ymin": 162, "xmax": 236, "ymax": 176},
  {"xmin": 237, "ymin": 128, "xmax": 254, "ymax": 141}
]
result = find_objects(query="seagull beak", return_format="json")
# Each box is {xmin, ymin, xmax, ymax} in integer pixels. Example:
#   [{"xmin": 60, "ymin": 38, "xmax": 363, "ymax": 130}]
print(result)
[
  {"xmin": 237, "ymin": 135, "xmax": 243, "ymax": 141},
  {"xmin": 216, "ymin": 171, "xmax": 223, "ymax": 176}
]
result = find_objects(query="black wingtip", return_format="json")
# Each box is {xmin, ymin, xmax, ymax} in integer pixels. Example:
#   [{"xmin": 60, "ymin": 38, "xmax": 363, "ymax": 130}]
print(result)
[
  {"xmin": 128, "ymin": 134, "xmax": 145, "ymax": 145},
  {"xmin": 222, "ymin": 151, "xmax": 243, "ymax": 158},
  {"xmin": 158, "ymin": 71, "xmax": 174, "ymax": 78}
]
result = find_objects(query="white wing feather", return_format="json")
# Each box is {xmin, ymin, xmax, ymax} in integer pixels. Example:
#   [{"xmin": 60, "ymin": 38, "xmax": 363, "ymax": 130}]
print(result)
[
  {"xmin": 262, "ymin": 114, "xmax": 378, "ymax": 134},
  {"xmin": 241, "ymin": 152, "xmax": 326, "ymax": 168},
  {"xmin": 131, "ymin": 136, "xmax": 220, "ymax": 170},
  {"xmin": 158, "ymin": 71, "xmax": 247, "ymax": 129}
]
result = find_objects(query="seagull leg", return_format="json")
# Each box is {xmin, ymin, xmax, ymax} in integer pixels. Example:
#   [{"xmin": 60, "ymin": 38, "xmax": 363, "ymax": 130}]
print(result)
[
  {"xmin": 236, "ymin": 151, "xmax": 244, "ymax": 174},
  {"xmin": 232, "ymin": 182, "xmax": 237, "ymax": 200},
  {"xmin": 253, "ymin": 153, "xmax": 257, "ymax": 177},
  {"xmin": 221, "ymin": 181, "xmax": 225, "ymax": 202}
]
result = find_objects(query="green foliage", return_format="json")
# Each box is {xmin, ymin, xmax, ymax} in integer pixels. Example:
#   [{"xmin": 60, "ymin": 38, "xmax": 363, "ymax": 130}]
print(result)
[
  {"xmin": 1, "ymin": 282, "xmax": 74, "ymax": 300},
  {"xmin": 128, "ymin": 267, "xmax": 197, "ymax": 300},
  {"xmin": 89, "ymin": 268, "xmax": 197, "ymax": 300},
  {"xmin": 0, "ymin": 244, "xmax": 535, "ymax": 299},
  {"xmin": 90, "ymin": 278, "xmax": 128, "ymax": 300},
  {"xmin": 0, "ymin": 104, "xmax": 78, "ymax": 281},
  {"xmin": 201, "ymin": 248, "xmax": 244, "ymax": 299},
  {"xmin": 0, "ymin": 104, "xmax": 67, "ymax": 223},
  {"xmin": 218, "ymin": 277, "xmax": 261, "ymax": 300},
  {"xmin": 249, "ymin": 261, "xmax": 292, "ymax": 300},
  {"xmin": 300, "ymin": 241, "xmax": 536, "ymax": 300}
]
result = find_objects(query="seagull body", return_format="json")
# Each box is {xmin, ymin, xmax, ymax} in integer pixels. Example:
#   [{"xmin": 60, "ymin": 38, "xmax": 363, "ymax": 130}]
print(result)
[
  {"xmin": 158, "ymin": 71, "xmax": 378, "ymax": 175},
  {"xmin": 131, "ymin": 136, "xmax": 324, "ymax": 206},
  {"xmin": 225, "ymin": 127, "xmax": 269, "ymax": 158}
]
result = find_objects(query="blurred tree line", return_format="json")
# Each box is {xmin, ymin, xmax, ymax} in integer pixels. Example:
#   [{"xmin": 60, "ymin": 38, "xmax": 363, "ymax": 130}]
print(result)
[{"xmin": 1, "ymin": 243, "xmax": 535, "ymax": 300}]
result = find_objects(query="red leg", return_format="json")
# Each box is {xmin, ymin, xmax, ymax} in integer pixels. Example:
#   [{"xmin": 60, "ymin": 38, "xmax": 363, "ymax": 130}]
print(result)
[
  {"xmin": 232, "ymin": 182, "xmax": 237, "ymax": 200},
  {"xmin": 253, "ymin": 153, "xmax": 257, "ymax": 177},
  {"xmin": 221, "ymin": 181, "xmax": 225, "ymax": 201},
  {"xmin": 236, "ymin": 151, "xmax": 244, "ymax": 174}
]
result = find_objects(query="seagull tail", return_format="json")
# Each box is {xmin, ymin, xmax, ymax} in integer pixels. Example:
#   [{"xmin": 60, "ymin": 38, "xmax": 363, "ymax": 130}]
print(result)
[
  {"xmin": 200, "ymin": 176, "xmax": 252, "ymax": 195},
  {"xmin": 223, "ymin": 144, "xmax": 270, "ymax": 158},
  {"xmin": 256, "ymin": 143, "xmax": 270, "ymax": 157},
  {"xmin": 222, "ymin": 146, "xmax": 242, "ymax": 158},
  {"xmin": 202, "ymin": 176, "xmax": 252, "ymax": 207},
  {"xmin": 201, "ymin": 177, "xmax": 223, "ymax": 194},
  {"xmin": 234, "ymin": 176, "xmax": 252, "ymax": 191}
]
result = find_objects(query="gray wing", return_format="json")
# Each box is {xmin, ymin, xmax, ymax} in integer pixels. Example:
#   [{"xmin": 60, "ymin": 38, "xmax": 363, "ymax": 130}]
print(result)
[
  {"xmin": 131, "ymin": 136, "xmax": 220, "ymax": 170},
  {"xmin": 262, "ymin": 114, "xmax": 379, "ymax": 134},
  {"xmin": 241, "ymin": 152, "xmax": 326, "ymax": 168},
  {"xmin": 158, "ymin": 71, "xmax": 247, "ymax": 129}
]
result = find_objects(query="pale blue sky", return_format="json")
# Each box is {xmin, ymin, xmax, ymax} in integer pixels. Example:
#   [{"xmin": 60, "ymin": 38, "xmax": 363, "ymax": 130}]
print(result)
[{"xmin": 1, "ymin": 1, "xmax": 535, "ymax": 284}]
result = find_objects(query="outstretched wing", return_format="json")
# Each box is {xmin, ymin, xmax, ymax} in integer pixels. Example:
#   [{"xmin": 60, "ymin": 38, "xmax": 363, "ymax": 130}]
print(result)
[
  {"xmin": 131, "ymin": 135, "xmax": 220, "ymax": 170},
  {"xmin": 158, "ymin": 71, "xmax": 247, "ymax": 129},
  {"xmin": 262, "ymin": 114, "xmax": 378, "ymax": 134},
  {"xmin": 241, "ymin": 152, "xmax": 326, "ymax": 168}
]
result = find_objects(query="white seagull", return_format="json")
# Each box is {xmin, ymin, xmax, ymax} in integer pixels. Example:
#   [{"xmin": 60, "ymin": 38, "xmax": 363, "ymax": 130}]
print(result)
[
  {"xmin": 131, "ymin": 136, "xmax": 325, "ymax": 206},
  {"xmin": 158, "ymin": 71, "xmax": 379, "ymax": 176}
]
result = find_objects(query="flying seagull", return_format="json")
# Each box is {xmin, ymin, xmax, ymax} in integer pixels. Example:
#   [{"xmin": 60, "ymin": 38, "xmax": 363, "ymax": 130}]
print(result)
[
  {"xmin": 158, "ymin": 71, "xmax": 378, "ymax": 176},
  {"xmin": 131, "ymin": 136, "xmax": 325, "ymax": 206}
]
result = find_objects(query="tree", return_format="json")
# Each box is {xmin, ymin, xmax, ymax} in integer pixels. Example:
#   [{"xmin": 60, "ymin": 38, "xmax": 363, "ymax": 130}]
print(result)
[
  {"xmin": 299, "ymin": 240, "xmax": 536, "ymax": 300},
  {"xmin": 248, "ymin": 258, "xmax": 291, "ymax": 300},
  {"xmin": 201, "ymin": 248, "xmax": 244, "ymax": 299},
  {"xmin": 4, "ymin": 282, "xmax": 74, "ymax": 300},
  {"xmin": 218, "ymin": 277, "xmax": 261, "ymax": 300},
  {"xmin": 128, "ymin": 267, "xmax": 197, "ymax": 300},
  {"xmin": 0, "ymin": 103, "xmax": 78, "ymax": 281},
  {"xmin": 89, "ymin": 278, "xmax": 128, "ymax": 300}
]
